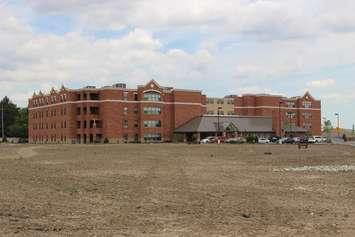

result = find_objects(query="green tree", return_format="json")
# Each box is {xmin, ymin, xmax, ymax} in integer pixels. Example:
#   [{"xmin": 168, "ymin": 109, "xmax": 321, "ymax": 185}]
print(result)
[
  {"xmin": 323, "ymin": 120, "xmax": 332, "ymax": 142},
  {"xmin": 0, "ymin": 97, "xmax": 28, "ymax": 139},
  {"xmin": 8, "ymin": 108, "xmax": 28, "ymax": 138}
]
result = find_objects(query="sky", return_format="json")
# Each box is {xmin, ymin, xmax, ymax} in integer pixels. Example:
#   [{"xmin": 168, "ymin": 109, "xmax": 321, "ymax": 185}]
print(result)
[{"xmin": 0, "ymin": 0, "xmax": 354, "ymax": 128}]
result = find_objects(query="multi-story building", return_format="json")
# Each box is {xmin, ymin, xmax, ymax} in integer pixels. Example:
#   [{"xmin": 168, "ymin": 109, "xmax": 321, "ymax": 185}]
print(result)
[
  {"xmin": 205, "ymin": 95, "xmax": 236, "ymax": 115},
  {"xmin": 234, "ymin": 92, "xmax": 321, "ymax": 136},
  {"xmin": 28, "ymin": 80, "xmax": 206, "ymax": 144}
]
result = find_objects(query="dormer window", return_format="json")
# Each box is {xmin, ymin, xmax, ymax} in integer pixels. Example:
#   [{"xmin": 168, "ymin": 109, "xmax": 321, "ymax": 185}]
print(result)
[{"xmin": 143, "ymin": 91, "xmax": 161, "ymax": 101}]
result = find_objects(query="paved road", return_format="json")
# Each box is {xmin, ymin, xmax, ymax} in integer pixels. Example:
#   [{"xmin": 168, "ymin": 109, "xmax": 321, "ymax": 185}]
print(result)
[{"xmin": 332, "ymin": 138, "xmax": 355, "ymax": 146}]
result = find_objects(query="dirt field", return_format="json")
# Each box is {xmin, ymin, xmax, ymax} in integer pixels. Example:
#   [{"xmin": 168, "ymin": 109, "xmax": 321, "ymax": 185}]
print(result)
[{"xmin": 0, "ymin": 143, "xmax": 354, "ymax": 237}]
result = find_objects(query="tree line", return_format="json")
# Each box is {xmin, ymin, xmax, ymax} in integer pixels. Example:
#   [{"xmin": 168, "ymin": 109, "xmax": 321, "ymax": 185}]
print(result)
[{"xmin": 0, "ymin": 96, "xmax": 28, "ymax": 139}]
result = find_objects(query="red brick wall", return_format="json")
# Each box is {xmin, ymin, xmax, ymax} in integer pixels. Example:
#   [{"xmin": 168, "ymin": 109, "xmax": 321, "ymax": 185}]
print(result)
[
  {"xmin": 28, "ymin": 81, "xmax": 206, "ymax": 144},
  {"xmin": 234, "ymin": 93, "xmax": 322, "ymax": 136}
]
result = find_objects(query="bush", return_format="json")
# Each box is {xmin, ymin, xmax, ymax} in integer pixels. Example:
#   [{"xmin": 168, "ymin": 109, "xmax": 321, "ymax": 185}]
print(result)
[
  {"xmin": 246, "ymin": 135, "xmax": 258, "ymax": 144},
  {"xmin": 343, "ymin": 134, "xmax": 348, "ymax": 142},
  {"xmin": 104, "ymin": 138, "xmax": 109, "ymax": 144}
]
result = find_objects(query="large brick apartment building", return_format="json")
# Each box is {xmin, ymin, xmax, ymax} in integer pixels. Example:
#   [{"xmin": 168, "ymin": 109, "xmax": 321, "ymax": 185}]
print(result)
[
  {"xmin": 206, "ymin": 92, "xmax": 321, "ymax": 136},
  {"xmin": 28, "ymin": 80, "xmax": 321, "ymax": 144},
  {"xmin": 28, "ymin": 80, "xmax": 206, "ymax": 144}
]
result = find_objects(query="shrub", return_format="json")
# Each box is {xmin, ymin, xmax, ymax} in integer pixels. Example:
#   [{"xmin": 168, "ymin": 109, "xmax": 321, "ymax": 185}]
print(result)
[
  {"xmin": 246, "ymin": 135, "xmax": 258, "ymax": 144},
  {"xmin": 104, "ymin": 138, "xmax": 109, "ymax": 144}
]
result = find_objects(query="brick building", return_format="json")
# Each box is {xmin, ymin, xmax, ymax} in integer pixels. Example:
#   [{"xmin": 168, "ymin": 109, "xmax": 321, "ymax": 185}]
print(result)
[
  {"xmin": 28, "ymin": 80, "xmax": 206, "ymax": 144},
  {"xmin": 234, "ymin": 92, "xmax": 321, "ymax": 136},
  {"xmin": 205, "ymin": 95, "xmax": 236, "ymax": 115}
]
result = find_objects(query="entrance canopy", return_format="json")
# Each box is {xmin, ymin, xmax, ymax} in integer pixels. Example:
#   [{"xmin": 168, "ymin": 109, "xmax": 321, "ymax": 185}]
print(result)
[{"xmin": 174, "ymin": 115, "xmax": 273, "ymax": 133}]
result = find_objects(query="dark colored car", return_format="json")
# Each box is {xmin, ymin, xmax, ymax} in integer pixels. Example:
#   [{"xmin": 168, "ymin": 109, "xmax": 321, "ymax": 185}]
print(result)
[
  {"xmin": 283, "ymin": 137, "xmax": 295, "ymax": 144},
  {"xmin": 269, "ymin": 136, "xmax": 281, "ymax": 143}
]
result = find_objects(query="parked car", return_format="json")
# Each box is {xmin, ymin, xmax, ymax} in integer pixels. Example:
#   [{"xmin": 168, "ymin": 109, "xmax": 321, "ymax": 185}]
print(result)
[
  {"xmin": 293, "ymin": 137, "xmax": 300, "ymax": 143},
  {"xmin": 258, "ymin": 138, "xmax": 270, "ymax": 144},
  {"xmin": 269, "ymin": 136, "xmax": 281, "ymax": 143},
  {"xmin": 283, "ymin": 137, "xmax": 295, "ymax": 144},
  {"xmin": 200, "ymin": 136, "xmax": 214, "ymax": 144},
  {"xmin": 225, "ymin": 137, "xmax": 246, "ymax": 144},
  {"xmin": 307, "ymin": 137, "xmax": 316, "ymax": 143},
  {"xmin": 313, "ymin": 136, "xmax": 323, "ymax": 143}
]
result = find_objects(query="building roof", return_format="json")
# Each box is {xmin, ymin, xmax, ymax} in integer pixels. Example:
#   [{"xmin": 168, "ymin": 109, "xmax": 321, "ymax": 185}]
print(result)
[{"xmin": 175, "ymin": 115, "xmax": 273, "ymax": 133}]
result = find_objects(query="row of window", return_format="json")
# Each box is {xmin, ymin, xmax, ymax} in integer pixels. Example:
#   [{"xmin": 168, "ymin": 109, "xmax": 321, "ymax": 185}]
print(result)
[
  {"xmin": 206, "ymin": 99, "xmax": 234, "ymax": 104},
  {"xmin": 206, "ymin": 111, "xmax": 235, "ymax": 115},
  {"xmin": 33, "ymin": 121, "xmax": 67, "ymax": 130},
  {"xmin": 32, "ymin": 135, "xmax": 67, "ymax": 143},
  {"xmin": 32, "ymin": 94, "xmax": 68, "ymax": 107},
  {"xmin": 77, "ymin": 120, "xmax": 103, "ymax": 129},
  {"xmin": 285, "ymin": 112, "xmax": 313, "ymax": 119},
  {"xmin": 32, "ymin": 107, "xmax": 67, "ymax": 119}
]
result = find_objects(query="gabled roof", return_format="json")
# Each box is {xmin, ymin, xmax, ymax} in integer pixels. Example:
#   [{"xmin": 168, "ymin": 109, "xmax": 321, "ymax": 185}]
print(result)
[{"xmin": 175, "ymin": 116, "xmax": 273, "ymax": 133}]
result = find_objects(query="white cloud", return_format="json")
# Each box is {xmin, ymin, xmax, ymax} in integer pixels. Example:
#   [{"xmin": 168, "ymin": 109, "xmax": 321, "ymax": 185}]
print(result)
[{"xmin": 306, "ymin": 79, "xmax": 336, "ymax": 88}]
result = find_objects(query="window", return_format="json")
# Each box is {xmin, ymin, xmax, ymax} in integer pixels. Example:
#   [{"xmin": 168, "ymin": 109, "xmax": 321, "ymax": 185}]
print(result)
[
  {"xmin": 143, "ymin": 92, "xmax": 161, "ymax": 101},
  {"xmin": 227, "ymin": 99, "xmax": 234, "ymax": 104},
  {"xmin": 303, "ymin": 101, "xmax": 312, "ymax": 108},
  {"xmin": 123, "ymin": 134, "xmax": 128, "ymax": 142},
  {"xmin": 144, "ymin": 133, "xmax": 161, "ymax": 142},
  {"xmin": 303, "ymin": 112, "xmax": 312, "ymax": 119},
  {"xmin": 286, "ymin": 112, "xmax": 296, "ymax": 119},
  {"xmin": 123, "ymin": 107, "xmax": 128, "ymax": 115},
  {"xmin": 84, "ymin": 120, "xmax": 87, "ymax": 128},
  {"xmin": 123, "ymin": 120, "xmax": 128, "ymax": 128},
  {"xmin": 77, "ymin": 121, "xmax": 81, "ymax": 129},
  {"xmin": 134, "ymin": 120, "xmax": 139, "ymax": 128},
  {"xmin": 217, "ymin": 99, "xmax": 224, "ymax": 104},
  {"xmin": 218, "ymin": 111, "xmax": 224, "ymax": 115},
  {"xmin": 134, "ymin": 93, "xmax": 138, "ymax": 101},
  {"xmin": 227, "ymin": 111, "xmax": 235, "ymax": 115},
  {"xmin": 134, "ymin": 106, "xmax": 139, "ymax": 114},
  {"xmin": 77, "ymin": 107, "xmax": 81, "ymax": 115},
  {"xmin": 143, "ymin": 107, "xmax": 161, "ymax": 115},
  {"xmin": 303, "ymin": 123, "xmax": 312, "ymax": 130},
  {"xmin": 90, "ymin": 93, "xmax": 99, "ymax": 100},
  {"xmin": 90, "ymin": 107, "xmax": 99, "ymax": 115},
  {"xmin": 123, "ymin": 92, "xmax": 128, "ymax": 101},
  {"xmin": 207, "ymin": 111, "xmax": 214, "ymax": 115},
  {"xmin": 144, "ymin": 120, "xmax": 161, "ymax": 128},
  {"xmin": 76, "ymin": 94, "xmax": 81, "ymax": 101},
  {"xmin": 286, "ymin": 102, "xmax": 295, "ymax": 108}
]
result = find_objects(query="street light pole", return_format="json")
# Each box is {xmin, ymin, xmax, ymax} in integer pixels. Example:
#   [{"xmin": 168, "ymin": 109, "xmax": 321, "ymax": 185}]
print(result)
[
  {"xmin": 217, "ymin": 106, "xmax": 222, "ymax": 137},
  {"xmin": 278, "ymin": 101, "xmax": 282, "ymax": 137},
  {"xmin": 1, "ymin": 103, "xmax": 4, "ymax": 142},
  {"xmin": 335, "ymin": 113, "xmax": 340, "ymax": 137}
]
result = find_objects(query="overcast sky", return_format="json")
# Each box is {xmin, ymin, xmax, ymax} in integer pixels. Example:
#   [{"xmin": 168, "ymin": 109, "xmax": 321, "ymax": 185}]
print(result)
[{"xmin": 0, "ymin": 0, "xmax": 354, "ymax": 128}]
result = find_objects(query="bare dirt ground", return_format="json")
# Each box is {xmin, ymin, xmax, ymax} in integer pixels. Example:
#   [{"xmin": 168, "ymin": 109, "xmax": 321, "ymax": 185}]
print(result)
[{"xmin": 0, "ymin": 143, "xmax": 354, "ymax": 237}]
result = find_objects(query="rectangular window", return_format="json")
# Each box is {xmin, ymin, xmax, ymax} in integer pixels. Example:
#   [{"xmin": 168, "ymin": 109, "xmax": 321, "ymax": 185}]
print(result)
[
  {"xmin": 90, "ymin": 93, "xmax": 99, "ymax": 100},
  {"xmin": 123, "ymin": 92, "xmax": 128, "ymax": 101},
  {"xmin": 77, "ymin": 107, "xmax": 81, "ymax": 115},
  {"xmin": 90, "ymin": 107, "xmax": 99, "ymax": 115},
  {"xmin": 123, "ymin": 134, "xmax": 128, "ymax": 142},
  {"xmin": 123, "ymin": 107, "xmax": 128, "ymax": 115},
  {"xmin": 286, "ymin": 112, "xmax": 296, "ymax": 119},
  {"xmin": 286, "ymin": 102, "xmax": 295, "ymax": 108},
  {"xmin": 144, "ymin": 133, "xmax": 161, "ymax": 142},
  {"xmin": 303, "ymin": 123, "xmax": 312, "ymax": 129},
  {"xmin": 143, "ymin": 92, "xmax": 161, "ymax": 101},
  {"xmin": 227, "ymin": 111, "xmax": 235, "ymax": 115},
  {"xmin": 143, "ymin": 107, "xmax": 161, "ymax": 115},
  {"xmin": 134, "ymin": 93, "xmax": 138, "ymax": 101},
  {"xmin": 123, "ymin": 120, "xmax": 128, "ymax": 128},
  {"xmin": 303, "ymin": 101, "xmax": 312, "ymax": 108},
  {"xmin": 207, "ymin": 111, "xmax": 214, "ymax": 115},
  {"xmin": 144, "ymin": 120, "xmax": 161, "ymax": 128},
  {"xmin": 303, "ymin": 112, "xmax": 312, "ymax": 119},
  {"xmin": 134, "ymin": 120, "xmax": 139, "ymax": 128},
  {"xmin": 77, "ymin": 121, "xmax": 81, "ymax": 129}
]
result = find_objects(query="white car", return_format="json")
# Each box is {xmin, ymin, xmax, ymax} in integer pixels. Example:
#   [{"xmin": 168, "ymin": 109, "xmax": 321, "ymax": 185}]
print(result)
[
  {"xmin": 200, "ymin": 136, "xmax": 214, "ymax": 144},
  {"xmin": 308, "ymin": 137, "xmax": 316, "ymax": 143},
  {"xmin": 258, "ymin": 138, "xmax": 270, "ymax": 144},
  {"xmin": 313, "ymin": 136, "xmax": 323, "ymax": 143}
]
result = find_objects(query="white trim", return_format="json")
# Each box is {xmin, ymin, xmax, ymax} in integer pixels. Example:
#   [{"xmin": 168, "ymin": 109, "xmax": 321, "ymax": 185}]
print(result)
[
  {"xmin": 234, "ymin": 106, "xmax": 321, "ymax": 111},
  {"xmin": 142, "ymin": 89, "xmax": 162, "ymax": 94},
  {"xmin": 28, "ymin": 100, "xmax": 206, "ymax": 110}
]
